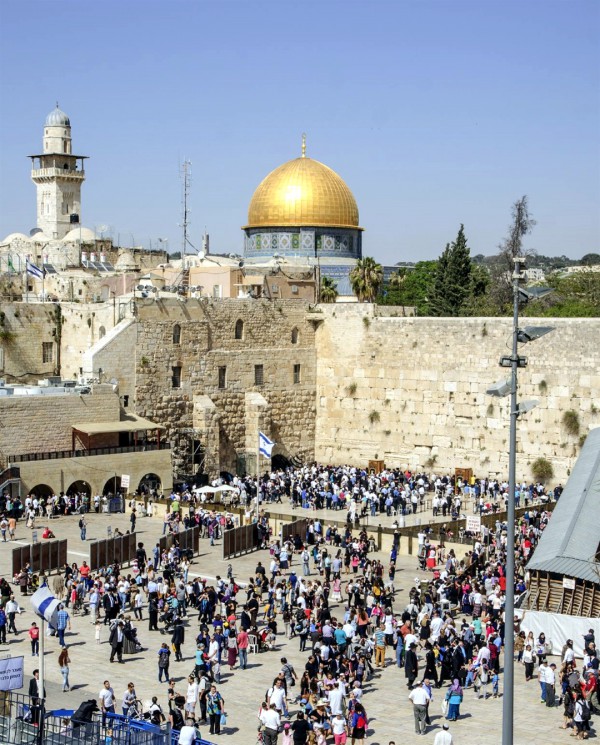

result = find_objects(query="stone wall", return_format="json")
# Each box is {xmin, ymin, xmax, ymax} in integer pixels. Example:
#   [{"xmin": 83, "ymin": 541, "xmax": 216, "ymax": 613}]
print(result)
[
  {"xmin": 313, "ymin": 305, "xmax": 600, "ymax": 483},
  {"xmin": 0, "ymin": 386, "xmax": 120, "ymax": 461},
  {"xmin": 134, "ymin": 298, "xmax": 317, "ymax": 476}
]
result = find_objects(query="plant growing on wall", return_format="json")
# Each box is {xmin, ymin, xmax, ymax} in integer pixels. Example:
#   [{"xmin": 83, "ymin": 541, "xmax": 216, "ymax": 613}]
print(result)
[
  {"xmin": 346, "ymin": 382, "xmax": 357, "ymax": 396},
  {"xmin": 140, "ymin": 356, "xmax": 149, "ymax": 367},
  {"xmin": 531, "ymin": 457, "xmax": 554, "ymax": 482},
  {"xmin": 562, "ymin": 409, "xmax": 580, "ymax": 436},
  {"xmin": 538, "ymin": 379, "xmax": 548, "ymax": 394},
  {"xmin": 362, "ymin": 316, "xmax": 370, "ymax": 328},
  {"xmin": 424, "ymin": 454, "xmax": 438, "ymax": 469},
  {"xmin": 368, "ymin": 410, "xmax": 380, "ymax": 424}
]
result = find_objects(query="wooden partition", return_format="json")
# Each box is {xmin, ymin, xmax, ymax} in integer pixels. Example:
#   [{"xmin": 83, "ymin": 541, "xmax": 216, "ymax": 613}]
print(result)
[
  {"xmin": 222, "ymin": 524, "xmax": 259, "ymax": 560},
  {"xmin": 12, "ymin": 539, "xmax": 67, "ymax": 576},
  {"xmin": 89, "ymin": 532, "xmax": 137, "ymax": 570}
]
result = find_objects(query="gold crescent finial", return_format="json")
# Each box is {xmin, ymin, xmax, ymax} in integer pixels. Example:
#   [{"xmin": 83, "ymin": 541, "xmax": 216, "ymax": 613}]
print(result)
[{"xmin": 301, "ymin": 132, "xmax": 307, "ymax": 158}]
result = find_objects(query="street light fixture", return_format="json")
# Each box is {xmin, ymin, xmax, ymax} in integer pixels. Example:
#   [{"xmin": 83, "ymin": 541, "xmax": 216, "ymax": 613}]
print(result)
[{"xmin": 485, "ymin": 256, "xmax": 554, "ymax": 745}]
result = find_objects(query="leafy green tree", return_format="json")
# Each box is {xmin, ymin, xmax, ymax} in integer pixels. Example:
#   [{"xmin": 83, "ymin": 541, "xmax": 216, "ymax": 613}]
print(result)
[
  {"xmin": 429, "ymin": 224, "xmax": 473, "ymax": 316},
  {"xmin": 350, "ymin": 257, "xmax": 383, "ymax": 302},
  {"xmin": 523, "ymin": 269, "xmax": 600, "ymax": 317},
  {"xmin": 399, "ymin": 260, "xmax": 437, "ymax": 315},
  {"xmin": 581, "ymin": 253, "xmax": 600, "ymax": 266},
  {"xmin": 320, "ymin": 276, "xmax": 339, "ymax": 303}
]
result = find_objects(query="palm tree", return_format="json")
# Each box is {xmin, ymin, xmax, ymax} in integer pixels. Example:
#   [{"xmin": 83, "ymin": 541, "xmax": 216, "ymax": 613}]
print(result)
[
  {"xmin": 349, "ymin": 257, "xmax": 384, "ymax": 302},
  {"xmin": 320, "ymin": 276, "xmax": 338, "ymax": 303},
  {"xmin": 389, "ymin": 269, "xmax": 406, "ymax": 289}
]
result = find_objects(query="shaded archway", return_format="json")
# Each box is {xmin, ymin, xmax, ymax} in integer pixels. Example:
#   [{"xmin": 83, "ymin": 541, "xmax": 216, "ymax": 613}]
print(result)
[
  {"xmin": 30, "ymin": 483, "xmax": 53, "ymax": 499},
  {"xmin": 102, "ymin": 476, "xmax": 121, "ymax": 496},
  {"xmin": 138, "ymin": 473, "xmax": 161, "ymax": 496},
  {"xmin": 66, "ymin": 480, "xmax": 91, "ymax": 497}
]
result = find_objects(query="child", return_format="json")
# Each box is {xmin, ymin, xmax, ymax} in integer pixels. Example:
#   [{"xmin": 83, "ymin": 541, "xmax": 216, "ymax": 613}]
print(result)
[
  {"xmin": 281, "ymin": 721, "xmax": 293, "ymax": 745},
  {"xmin": 212, "ymin": 659, "xmax": 221, "ymax": 685},
  {"xmin": 492, "ymin": 671, "xmax": 499, "ymax": 698},
  {"xmin": 29, "ymin": 622, "xmax": 40, "ymax": 656},
  {"xmin": 95, "ymin": 622, "xmax": 101, "ymax": 644}
]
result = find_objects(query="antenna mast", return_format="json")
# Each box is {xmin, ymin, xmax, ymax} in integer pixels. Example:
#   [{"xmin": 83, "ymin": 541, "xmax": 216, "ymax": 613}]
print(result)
[{"xmin": 180, "ymin": 159, "xmax": 192, "ymax": 268}]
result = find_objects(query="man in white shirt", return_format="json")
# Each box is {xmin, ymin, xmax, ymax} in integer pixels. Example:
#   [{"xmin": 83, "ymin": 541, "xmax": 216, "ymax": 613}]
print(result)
[
  {"xmin": 178, "ymin": 718, "xmax": 200, "ymax": 745},
  {"xmin": 267, "ymin": 679, "xmax": 287, "ymax": 715},
  {"xmin": 328, "ymin": 684, "xmax": 344, "ymax": 716},
  {"xmin": 260, "ymin": 704, "xmax": 281, "ymax": 745},
  {"xmin": 434, "ymin": 723, "xmax": 454, "ymax": 744},
  {"xmin": 98, "ymin": 680, "xmax": 115, "ymax": 726},
  {"xmin": 408, "ymin": 685, "xmax": 431, "ymax": 735}
]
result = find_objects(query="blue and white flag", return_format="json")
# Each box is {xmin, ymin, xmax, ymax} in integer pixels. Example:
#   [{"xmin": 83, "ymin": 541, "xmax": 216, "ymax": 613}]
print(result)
[
  {"xmin": 258, "ymin": 431, "xmax": 275, "ymax": 458},
  {"xmin": 26, "ymin": 260, "xmax": 44, "ymax": 280},
  {"xmin": 30, "ymin": 587, "xmax": 60, "ymax": 628}
]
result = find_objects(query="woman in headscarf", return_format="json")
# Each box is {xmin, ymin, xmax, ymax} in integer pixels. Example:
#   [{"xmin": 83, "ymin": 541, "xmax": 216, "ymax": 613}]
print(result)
[{"xmin": 445, "ymin": 678, "xmax": 464, "ymax": 721}]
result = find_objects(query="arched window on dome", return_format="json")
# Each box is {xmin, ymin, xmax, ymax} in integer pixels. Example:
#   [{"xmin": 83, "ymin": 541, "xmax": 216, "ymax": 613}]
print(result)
[
  {"xmin": 98, "ymin": 326, "xmax": 106, "ymax": 340},
  {"xmin": 291, "ymin": 327, "xmax": 299, "ymax": 345},
  {"xmin": 172, "ymin": 324, "xmax": 181, "ymax": 345},
  {"xmin": 234, "ymin": 319, "xmax": 244, "ymax": 340}
]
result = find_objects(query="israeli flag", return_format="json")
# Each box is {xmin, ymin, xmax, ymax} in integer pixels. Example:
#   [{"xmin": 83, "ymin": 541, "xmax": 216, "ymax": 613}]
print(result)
[
  {"xmin": 26, "ymin": 260, "xmax": 44, "ymax": 280},
  {"xmin": 30, "ymin": 587, "xmax": 60, "ymax": 628},
  {"xmin": 258, "ymin": 431, "xmax": 275, "ymax": 458}
]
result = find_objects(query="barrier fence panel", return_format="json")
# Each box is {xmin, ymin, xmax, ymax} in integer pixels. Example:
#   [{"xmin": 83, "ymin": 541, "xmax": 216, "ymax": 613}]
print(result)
[
  {"xmin": 222, "ymin": 523, "xmax": 259, "ymax": 560},
  {"xmin": 89, "ymin": 533, "xmax": 137, "ymax": 571},
  {"xmin": 157, "ymin": 526, "xmax": 200, "ymax": 556},
  {"xmin": 11, "ymin": 539, "xmax": 67, "ymax": 576},
  {"xmin": 281, "ymin": 518, "xmax": 309, "ymax": 546}
]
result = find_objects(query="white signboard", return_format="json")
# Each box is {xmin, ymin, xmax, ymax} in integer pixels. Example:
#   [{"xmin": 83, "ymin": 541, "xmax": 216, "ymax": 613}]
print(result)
[
  {"xmin": 121, "ymin": 474, "xmax": 130, "ymax": 489},
  {"xmin": 0, "ymin": 656, "xmax": 24, "ymax": 691},
  {"xmin": 466, "ymin": 515, "xmax": 481, "ymax": 533},
  {"xmin": 562, "ymin": 577, "xmax": 576, "ymax": 590}
]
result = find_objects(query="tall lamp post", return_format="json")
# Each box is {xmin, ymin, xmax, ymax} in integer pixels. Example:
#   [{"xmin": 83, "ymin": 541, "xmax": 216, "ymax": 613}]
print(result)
[{"xmin": 486, "ymin": 255, "xmax": 553, "ymax": 745}]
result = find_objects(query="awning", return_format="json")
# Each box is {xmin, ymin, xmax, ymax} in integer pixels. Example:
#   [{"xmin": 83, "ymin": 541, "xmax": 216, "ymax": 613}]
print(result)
[{"xmin": 72, "ymin": 414, "xmax": 165, "ymax": 435}]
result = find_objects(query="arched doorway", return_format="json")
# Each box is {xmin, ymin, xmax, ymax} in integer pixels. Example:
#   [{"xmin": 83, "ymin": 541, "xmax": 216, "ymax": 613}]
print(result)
[
  {"xmin": 66, "ymin": 480, "xmax": 91, "ymax": 497},
  {"xmin": 137, "ymin": 473, "xmax": 161, "ymax": 497},
  {"xmin": 102, "ymin": 476, "xmax": 121, "ymax": 496},
  {"xmin": 29, "ymin": 484, "xmax": 54, "ymax": 498},
  {"xmin": 272, "ymin": 453, "xmax": 292, "ymax": 471}
]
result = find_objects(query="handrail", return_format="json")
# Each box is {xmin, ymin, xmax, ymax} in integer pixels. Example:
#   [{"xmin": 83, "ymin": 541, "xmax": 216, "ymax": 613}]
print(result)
[{"xmin": 8, "ymin": 442, "xmax": 170, "ymax": 463}]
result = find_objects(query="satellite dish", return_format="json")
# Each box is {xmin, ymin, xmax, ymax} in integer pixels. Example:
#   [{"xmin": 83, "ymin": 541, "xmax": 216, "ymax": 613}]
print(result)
[
  {"xmin": 109, "ymin": 378, "xmax": 118, "ymax": 385},
  {"xmin": 238, "ymin": 260, "xmax": 245, "ymax": 268},
  {"xmin": 96, "ymin": 224, "xmax": 109, "ymax": 233},
  {"xmin": 198, "ymin": 249, "xmax": 206, "ymax": 260}
]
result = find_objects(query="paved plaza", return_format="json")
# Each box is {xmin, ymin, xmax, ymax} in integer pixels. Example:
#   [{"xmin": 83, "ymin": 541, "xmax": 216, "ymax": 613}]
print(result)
[{"xmin": 0, "ymin": 506, "xmax": 585, "ymax": 745}]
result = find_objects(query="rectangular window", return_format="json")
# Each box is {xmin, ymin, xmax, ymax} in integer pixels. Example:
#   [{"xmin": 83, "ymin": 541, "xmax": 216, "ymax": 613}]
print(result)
[
  {"xmin": 218, "ymin": 366, "xmax": 227, "ymax": 389},
  {"xmin": 42, "ymin": 341, "xmax": 53, "ymax": 364},
  {"xmin": 254, "ymin": 364, "xmax": 264, "ymax": 386},
  {"xmin": 171, "ymin": 365, "xmax": 182, "ymax": 389},
  {"xmin": 293, "ymin": 363, "xmax": 301, "ymax": 384}
]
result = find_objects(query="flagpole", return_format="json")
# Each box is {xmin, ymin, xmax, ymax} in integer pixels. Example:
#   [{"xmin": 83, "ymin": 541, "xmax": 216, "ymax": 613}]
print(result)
[
  {"xmin": 256, "ymin": 434, "xmax": 260, "ymax": 522},
  {"xmin": 39, "ymin": 617, "xmax": 45, "ymax": 699}
]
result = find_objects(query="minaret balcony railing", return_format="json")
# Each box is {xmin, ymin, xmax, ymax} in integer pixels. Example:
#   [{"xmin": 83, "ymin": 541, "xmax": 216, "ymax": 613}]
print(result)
[{"xmin": 31, "ymin": 167, "xmax": 85, "ymax": 180}]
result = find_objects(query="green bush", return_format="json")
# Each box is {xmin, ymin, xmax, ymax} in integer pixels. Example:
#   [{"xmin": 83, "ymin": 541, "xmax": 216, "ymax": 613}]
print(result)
[
  {"xmin": 531, "ymin": 457, "xmax": 554, "ymax": 483},
  {"xmin": 562, "ymin": 410, "xmax": 580, "ymax": 436}
]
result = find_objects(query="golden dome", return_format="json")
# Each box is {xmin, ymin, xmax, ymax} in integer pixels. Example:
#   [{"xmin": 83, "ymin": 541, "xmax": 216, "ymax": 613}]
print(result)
[{"xmin": 245, "ymin": 155, "xmax": 361, "ymax": 230}]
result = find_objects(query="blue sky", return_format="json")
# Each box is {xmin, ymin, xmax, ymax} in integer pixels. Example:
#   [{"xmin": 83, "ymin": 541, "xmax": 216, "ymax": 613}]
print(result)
[{"xmin": 1, "ymin": 0, "xmax": 598, "ymax": 264}]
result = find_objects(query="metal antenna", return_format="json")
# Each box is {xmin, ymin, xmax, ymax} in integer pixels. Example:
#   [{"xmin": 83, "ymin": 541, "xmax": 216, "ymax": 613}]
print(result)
[{"xmin": 180, "ymin": 159, "xmax": 192, "ymax": 268}]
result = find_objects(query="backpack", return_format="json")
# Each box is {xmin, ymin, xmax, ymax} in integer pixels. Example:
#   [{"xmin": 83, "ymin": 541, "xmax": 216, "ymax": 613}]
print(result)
[
  {"xmin": 354, "ymin": 712, "xmax": 367, "ymax": 729},
  {"xmin": 170, "ymin": 706, "xmax": 184, "ymax": 730},
  {"xmin": 580, "ymin": 700, "xmax": 591, "ymax": 722},
  {"xmin": 78, "ymin": 519, "xmax": 84, "ymax": 528}
]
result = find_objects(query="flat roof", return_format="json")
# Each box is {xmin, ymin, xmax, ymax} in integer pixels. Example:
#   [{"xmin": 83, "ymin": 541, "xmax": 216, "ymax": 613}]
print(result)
[{"xmin": 72, "ymin": 414, "xmax": 165, "ymax": 435}]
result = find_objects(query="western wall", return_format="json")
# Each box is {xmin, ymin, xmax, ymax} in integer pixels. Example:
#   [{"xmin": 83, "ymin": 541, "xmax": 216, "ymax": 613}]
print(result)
[{"xmin": 313, "ymin": 304, "xmax": 600, "ymax": 482}]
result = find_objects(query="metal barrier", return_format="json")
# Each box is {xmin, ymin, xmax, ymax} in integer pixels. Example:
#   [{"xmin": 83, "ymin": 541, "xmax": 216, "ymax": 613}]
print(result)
[
  {"xmin": 222, "ymin": 523, "xmax": 259, "ymax": 560},
  {"xmin": 281, "ymin": 517, "xmax": 309, "ymax": 546},
  {"xmin": 89, "ymin": 532, "xmax": 137, "ymax": 571},
  {"xmin": 158, "ymin": 526, "xmax": 200, "ymax": 557},
  {"xmin": 12, "ymin": 539, "xmax": 67, "ymax": 577}
]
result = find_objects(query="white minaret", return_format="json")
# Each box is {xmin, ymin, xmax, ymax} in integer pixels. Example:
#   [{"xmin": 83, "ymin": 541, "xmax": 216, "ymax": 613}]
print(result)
[{"xmin": 29, "ymin": 104, "xmax": 87, "ymax": 240}]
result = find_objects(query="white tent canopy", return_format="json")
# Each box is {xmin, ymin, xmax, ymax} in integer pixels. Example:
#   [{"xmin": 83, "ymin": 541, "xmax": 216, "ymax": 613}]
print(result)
[{"xmin": 192, "ymin": 484, "xmax": 239, "ymax": 495}]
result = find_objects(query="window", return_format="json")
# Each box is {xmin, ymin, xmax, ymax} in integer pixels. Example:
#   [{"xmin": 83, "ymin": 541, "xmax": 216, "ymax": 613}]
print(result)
[
  {"xmin": 213, "ymin": 285, "xmax": 222, "ymax": 299},
  {"xmin": 98, "ymin": 326, "xmax": 106, "ymax": 339},
  {"xmin": 172, "ymin": 324, "xmax": 181, "ymax": 345},
  {"xmin": 0, "ymin": 348, "xmax": 4, "ymax": 371},
  {"xmin": 42, "ymin": 342, "xmax": 53, "ymax": 364},
  {"xmin": 254, "ymin": 364, "xmax": 264, "ymax": 386},
  {"xmin": 235, "ymin": 319, "xmax": 244, "ymax": 340},
  {"xmin": 291, "ymin": 284, "xmax": 299, "ymax": 294},
  {"xmin": 122, "ymin": 395, "xmax": 129, "ymax": 408},
  {"xmin": 291, "ymin": 327, "xmax": 299, "ymax": 344},
  {"xmin": 293, "ymin": 363, "xmax": 301, "ymax": 384},
  {"xmin": 218, "ymin": 366, "xmax": 227, "ymax": 389},
  {"xmin": 171, "ymin": 365, "xmax": 182, "ymax": 388}
]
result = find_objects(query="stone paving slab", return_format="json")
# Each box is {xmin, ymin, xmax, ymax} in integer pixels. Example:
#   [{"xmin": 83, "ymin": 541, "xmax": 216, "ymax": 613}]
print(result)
[{"xmin": 0, "ymin": 509, "xmax": 592, "ymax": 744}]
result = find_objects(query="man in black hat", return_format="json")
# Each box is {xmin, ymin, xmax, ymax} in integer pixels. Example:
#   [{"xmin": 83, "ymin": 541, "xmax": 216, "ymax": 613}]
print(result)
[{"xmin": 109, "ymin": 620, "xmax": 125, "ymax": 663}]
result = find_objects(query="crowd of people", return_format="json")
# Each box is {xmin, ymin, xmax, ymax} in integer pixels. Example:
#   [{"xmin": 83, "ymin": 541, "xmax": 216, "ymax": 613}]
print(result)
[{"xmin": 0, "ymin": 462, "xmax": 595, "ymax": 745}]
